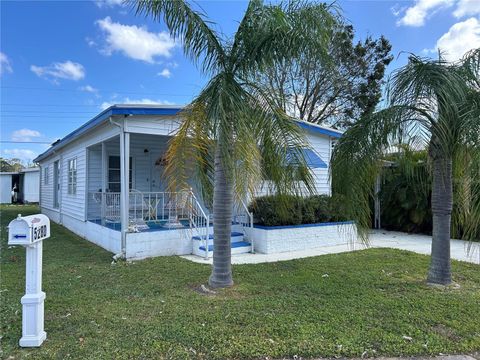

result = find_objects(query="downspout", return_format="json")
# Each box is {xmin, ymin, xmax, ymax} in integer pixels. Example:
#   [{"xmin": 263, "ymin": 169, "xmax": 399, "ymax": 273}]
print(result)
[{"xmin": 109, "ymin": 117, "xmax": 127, "ymax": 258}]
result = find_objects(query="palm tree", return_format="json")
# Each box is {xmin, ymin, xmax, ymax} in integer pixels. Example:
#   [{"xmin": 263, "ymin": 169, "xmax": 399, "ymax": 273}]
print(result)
[
  {"xmin": 332, "ymin": 49, "xmax": 480, "ymax": 285},
  {"xmin": 134, "ymin": 0, "xmax": 336, "ymax": 288}
]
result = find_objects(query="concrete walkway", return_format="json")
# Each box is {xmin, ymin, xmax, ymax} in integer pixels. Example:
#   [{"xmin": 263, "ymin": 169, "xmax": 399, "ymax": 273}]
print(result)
[{"xmin": 181, "ymin": 230, "xmax": 480, "ymax": 265}]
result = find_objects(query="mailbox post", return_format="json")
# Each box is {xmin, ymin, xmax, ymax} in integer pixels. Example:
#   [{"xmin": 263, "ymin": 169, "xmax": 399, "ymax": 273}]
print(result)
[{"xmin": 8, "ymin": 214, "xmax": 50, "ymax": 347}]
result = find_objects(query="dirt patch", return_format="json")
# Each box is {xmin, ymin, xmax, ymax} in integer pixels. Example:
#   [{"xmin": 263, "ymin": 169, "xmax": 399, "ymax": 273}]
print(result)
[
  {"xmin": 189, "ymin": 284, "xmax": 218, "ymax": 296},
  {"xmin": 432, "ymin": 324, "xmax": 462, "ymax": 342}
]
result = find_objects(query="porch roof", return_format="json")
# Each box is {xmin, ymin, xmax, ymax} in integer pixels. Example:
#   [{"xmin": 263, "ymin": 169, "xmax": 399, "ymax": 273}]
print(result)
[
  {"xmin": 33, "ymin": 104, "xmax": 343, "ymax": 163},
  {"xmin": 33, "ymin": 105, "xmax": 183, "ymax": 163}
]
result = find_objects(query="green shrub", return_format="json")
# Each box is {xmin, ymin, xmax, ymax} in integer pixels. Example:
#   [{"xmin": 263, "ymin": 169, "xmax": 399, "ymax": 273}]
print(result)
[{"xmin": 250, "ymin": 194, "xmax": 349, "ymax": 226}]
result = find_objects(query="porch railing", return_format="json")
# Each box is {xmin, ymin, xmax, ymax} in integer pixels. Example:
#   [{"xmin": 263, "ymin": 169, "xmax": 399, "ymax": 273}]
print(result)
[
  {"xmin": 189, "ymin": 192, "xmax": 210, "ymax": 259},
  {"xmin": 87, "ymin": 190, "xmax": 253, "ymax": 257},
  {"xmin": 233, "ymin": 199, "xmax": 254, "ymax": 253},
  {"xmin": 88, "ymin": 191, "xmax": 196, "ymax": 223}
]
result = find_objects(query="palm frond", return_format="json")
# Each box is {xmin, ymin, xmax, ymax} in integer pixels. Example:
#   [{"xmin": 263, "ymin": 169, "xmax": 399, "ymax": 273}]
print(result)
[
  {"xmin": 134, "ymin": 0, "xmax": 225, "ymax": 73},
  {"xmin": 231, "ymin": 0, "xmax": 336, "ymax": 77}
]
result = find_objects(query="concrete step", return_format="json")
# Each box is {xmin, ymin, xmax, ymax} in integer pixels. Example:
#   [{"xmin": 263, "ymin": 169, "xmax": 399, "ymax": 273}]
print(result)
[
  {"xmin": 192, "ymin": 232, "xmax": 251, "ymax": 258},
  {"xmin": 199, "ymin": 241, "xmax": 251, "ymax": 252},
  {"xmin": 192, "ymin": 232, "xmax": 244, "ymax": 245}
]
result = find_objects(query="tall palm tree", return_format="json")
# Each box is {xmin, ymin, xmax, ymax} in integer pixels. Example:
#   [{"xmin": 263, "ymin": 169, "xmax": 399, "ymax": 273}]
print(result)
[
  {"xmin": 134, "ymin": 0, "xmax": 336, "ymax": 288},
  {"xmin": 332, "ymin": 49, "xmax": 480, "ymax": 285}
]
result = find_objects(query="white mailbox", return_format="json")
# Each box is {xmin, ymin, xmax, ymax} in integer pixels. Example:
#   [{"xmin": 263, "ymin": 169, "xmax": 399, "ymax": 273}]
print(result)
[
  {"xmin": 7, "ymin": 213, "xmax": 49, "ymax": 347},
  {"xmin": 8, "ymin": 214, "xmax": 50, "ymax": 246}
]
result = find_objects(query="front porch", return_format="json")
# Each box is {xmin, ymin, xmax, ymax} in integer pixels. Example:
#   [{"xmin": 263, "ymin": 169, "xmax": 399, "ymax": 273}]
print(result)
[{"xmin": 85, "ymin": 132, "xmax": 253, "ymax": 259}]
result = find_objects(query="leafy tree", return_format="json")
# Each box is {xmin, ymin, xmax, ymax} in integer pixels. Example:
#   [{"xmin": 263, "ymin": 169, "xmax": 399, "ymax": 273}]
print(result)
[
  {"xmin": 135, "ymin": 0, "xmax": 335, "ymax": 288},
  {"xmin": 0, "ymin": 158, "xmax": 25, "ymax": 172},
  {"xmin": 256, "ymin": 23, "xmax": 393, "ymax": 129},
  {"xmin": 380, "ymin": 146, "xmax": 432, "ymax": 234},
  {"xmin": 332, "ymin": 49, "xmax": 480, "ymax": 285}
]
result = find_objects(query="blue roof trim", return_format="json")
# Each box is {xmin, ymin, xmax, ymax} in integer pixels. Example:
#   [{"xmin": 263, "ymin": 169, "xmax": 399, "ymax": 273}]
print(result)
[
  {"xmin": 110, "ymin": 107, "xmax": 181, "ymax": 116},
  {"xmin": 34, "ymin": 106, "xmax": 183, "ymax": 162},
  {"xmin": 296, "ymin": 121, "xmax": 343, "ymax": 138},
  {"xmin": 253, "ymin": 220, "xmax": 354, "ymax": 230}
]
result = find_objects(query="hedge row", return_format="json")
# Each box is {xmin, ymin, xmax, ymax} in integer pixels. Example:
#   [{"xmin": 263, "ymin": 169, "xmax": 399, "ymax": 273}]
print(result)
[{"xmin": 249, "ymin": 194, "xmax": 349, "ymax": 227}]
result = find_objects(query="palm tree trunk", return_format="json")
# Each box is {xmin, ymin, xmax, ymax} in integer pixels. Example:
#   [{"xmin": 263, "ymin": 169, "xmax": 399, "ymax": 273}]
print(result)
[
  {"xmin": 208, "ymin": 132, "xmax": 234, "ymax": 288},
  {"xmin": 427, "ymin": 154, "xmax": 453, "ymax": 285}
]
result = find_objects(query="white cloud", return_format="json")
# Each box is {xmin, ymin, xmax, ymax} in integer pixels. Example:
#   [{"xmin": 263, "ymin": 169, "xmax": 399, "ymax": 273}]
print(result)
[
  {"xmin": 453, "ymin": 0, "xmax": 480, "ymax": 17},
  {"xmin": 85, "ymin": 37, "xmax": 97, "ymax": 47},
  {"xmin": 79, "ymin": 84, "xmax": 100, "ymax": 98},
  {"xmin": 11, "ymin": 129, "xmax": 42, "ymax": 142},
  {"xmin": 157, "ymin": 68, "xmax": 172, "ymax": 78},
  {"xmin": 429, "ymin": 17, "xmax": 480, "ymax": 61},
  {"xmin": 79, "ymin": 85, "xmax": 98, "ymax": 93},
  {"xmin": 3, "ymin": 149, "xmax": 38, "ymax": 162},
  {"xmin": 96, "ymin": 17, "xmax": 176, "ymax": 63},
  {"xmin": 30, "ymin": 60, "xmax": 85, "ymax": 82},
  {"xmin": 0, "ymin": 52, "xmax": 13, "ymax": 76},
  {"xmin": 94, "ymin": 0, "xmax": 124, "ymax": 8},
  {"xmin": 100, "ymin": 98, "xmax": 175, "ymax": 110},
  {"xmin": 396, "ymin": 0, "xmax": 454, "ymax": 27}
]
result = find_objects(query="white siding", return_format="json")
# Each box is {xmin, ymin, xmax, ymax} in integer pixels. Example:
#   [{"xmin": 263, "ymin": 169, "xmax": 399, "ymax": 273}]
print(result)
[
  {"xmin": 305, "ymin": 132, "xmax": 332, "ymax": 196},
  {"xmin": 39, "ymin": 157, "xmax": 59, "ymax": 211},
  {"xmin": 61, "ymin": 147, "xmax": 86, "ymax": 220},
  {"xmin": 23, "ymin": 170, "xmax": 40, "ymax": 203},
  {"xmin": 130, "ymin": 134, "xmax": 170, "ymax": 192},
  {"xmin": 0, "ymin": 174, "xmax": 12, "ymax": 203},
  {"xmin": 124, "ymin": 116, "xmax": 182, "ymax": 136},
  {"xmin": 87, "ymin": 146, "xmax": 102, "ymax": 192},
  {"xmin": 256, "ymin": 131, "xmax": 334, "ymax": 197},
  {"xmin": 38, "ymin": 123, "xmax": 120, "ymax": 221}
]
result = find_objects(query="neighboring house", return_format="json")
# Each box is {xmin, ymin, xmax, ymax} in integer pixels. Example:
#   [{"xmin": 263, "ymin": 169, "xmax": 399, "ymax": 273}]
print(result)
[
  {"xmin": 0, "ymin": 167, "xmax": 40, "ymax": 204},
  {"xmin": 34, "ymin": 105, "xmax": 342, "ymax": 259}
]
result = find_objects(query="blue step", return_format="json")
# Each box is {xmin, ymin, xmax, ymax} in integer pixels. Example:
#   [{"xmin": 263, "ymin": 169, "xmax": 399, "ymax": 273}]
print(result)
[
  {"xmin": 199, "ymin": 241, "xmax": 251, "ymax": 252},
  {"xmin": 192, "ymin": 232, "xmax": 243, "ymax": 241}
]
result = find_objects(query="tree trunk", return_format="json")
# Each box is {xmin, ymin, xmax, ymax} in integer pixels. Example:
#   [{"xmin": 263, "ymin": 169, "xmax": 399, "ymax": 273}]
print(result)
[
  {"xmin": 427, "ymin": 154, "xmax": 453, "ymax": 285},
  {"xmin": 208, "ymin": 132, "xmax": 234, "ymax": 288}
]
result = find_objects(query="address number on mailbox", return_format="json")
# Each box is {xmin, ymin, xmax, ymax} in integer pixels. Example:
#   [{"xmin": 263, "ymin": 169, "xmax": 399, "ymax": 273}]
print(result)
[{"xmin": 33, "ymin": 225, "xmax": 48, "ymax": 241}]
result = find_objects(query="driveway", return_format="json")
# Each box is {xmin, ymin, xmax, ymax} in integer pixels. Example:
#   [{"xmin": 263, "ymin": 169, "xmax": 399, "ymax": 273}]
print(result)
[
  {"xmin": 369, "ymin": 230, "xmax": 480, "ymax": 265},
  {"xmin": 182, "ymin": 230, "xmax": 480, "ymax": 265}
]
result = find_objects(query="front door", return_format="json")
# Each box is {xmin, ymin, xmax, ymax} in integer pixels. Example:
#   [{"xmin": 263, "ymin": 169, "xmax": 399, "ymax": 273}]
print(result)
[
  {"xmin": 53, "ymin": 160, "xmax": 60, "ymax": 208},
  {"xmin": 150, "ymin": 154, "xmax": 166, "ymax": 192}
]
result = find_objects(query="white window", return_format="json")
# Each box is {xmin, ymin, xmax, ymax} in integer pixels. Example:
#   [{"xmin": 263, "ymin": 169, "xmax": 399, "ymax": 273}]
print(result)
[
  {"xmin": 44, "ymin": 166, "xmax": 49, "ymax": 185},
  {"xmin": 68, "ymin": 158, "xmax": 77, "ymax": 195}
]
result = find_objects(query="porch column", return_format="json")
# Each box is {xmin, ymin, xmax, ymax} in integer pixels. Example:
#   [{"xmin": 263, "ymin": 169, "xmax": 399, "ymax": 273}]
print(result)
[
  {"xmin": 101, "ymin": 142, "xmax": 107, "ymax": 226},
  {"xmin": 120, "ymin": 132, "xmax": 130, "ymax": 256}
]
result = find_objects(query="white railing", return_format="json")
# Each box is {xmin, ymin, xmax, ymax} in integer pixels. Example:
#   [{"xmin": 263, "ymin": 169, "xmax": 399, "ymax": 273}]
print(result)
[
  {"xmin": 88, "ymin": 191, "xmax": 192, "ymax": 224},
  {"xmin": 128, "ymin": 190, "xmax": 191, "ymax": 223},
  {"xmin": 189, "ymin": 192, "xmax": 210, "ymax": 259},
  {"xmin": 233, "ymin": 199, "xmax": 254, "ymax": 253},
  {"xmin": 88, "ymin": 192, "xmax": 121, "ymax": 224}
]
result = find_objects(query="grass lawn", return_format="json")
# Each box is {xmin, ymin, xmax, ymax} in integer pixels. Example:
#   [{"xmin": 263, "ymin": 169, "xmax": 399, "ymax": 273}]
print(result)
[{"xmin": 1, "ymin": 205, "xmax": 479, "ymax": 359}]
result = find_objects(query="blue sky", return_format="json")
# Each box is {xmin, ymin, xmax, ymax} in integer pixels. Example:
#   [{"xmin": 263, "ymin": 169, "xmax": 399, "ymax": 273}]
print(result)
[{"xmin": 1, "ymin": 0, "xmax": 479, "ymax": 163}]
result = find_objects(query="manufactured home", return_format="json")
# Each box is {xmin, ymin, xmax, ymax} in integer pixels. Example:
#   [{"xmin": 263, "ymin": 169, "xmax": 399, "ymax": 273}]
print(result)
[{"xmin": 34, "ymin": 105, "xmax": 343, "ymax": 260}]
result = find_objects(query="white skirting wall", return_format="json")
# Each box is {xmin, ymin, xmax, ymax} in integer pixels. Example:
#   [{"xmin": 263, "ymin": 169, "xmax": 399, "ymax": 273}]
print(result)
[
  {"xmin": 245, "ymin": 221, "xmax": 357, "ymax": 254},
  {"xmin": 41, "ymin": 205, "xmax": 357, "ymax": 259},
  {"xmin": 85, "ymin": 221, "xmax": 122, "ymax": 254},
  {"xmin": 125, "ymin": 229, "xmax": 193, "ymax": 260}
]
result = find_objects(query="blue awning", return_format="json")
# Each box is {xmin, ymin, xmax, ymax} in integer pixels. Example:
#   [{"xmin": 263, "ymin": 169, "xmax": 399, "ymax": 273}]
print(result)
[{"xmin": 286, "ymin": 148, "xmax": 328, "ymax": 169}]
